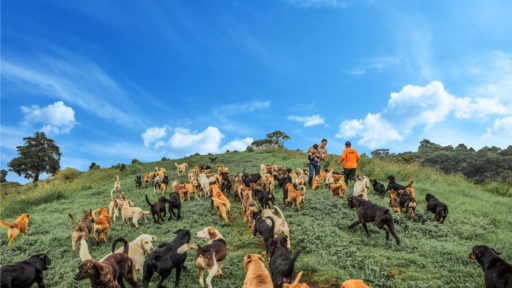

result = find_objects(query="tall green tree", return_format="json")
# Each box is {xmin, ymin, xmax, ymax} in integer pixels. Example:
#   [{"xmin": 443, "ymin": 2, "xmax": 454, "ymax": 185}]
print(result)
[
  {"xmin": 0, "ymin": 169, "xmax": 7, "ymax": 183},
  {"xmin": 8, "ymin": 132, "xmax": 61, "ymax": 182},
  {"xmin": 265, "ymin": 131, "xmax": 291, "ymax": 147}
]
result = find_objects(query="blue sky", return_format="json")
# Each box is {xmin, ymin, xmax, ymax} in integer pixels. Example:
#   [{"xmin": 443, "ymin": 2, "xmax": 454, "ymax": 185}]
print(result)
[{"xmin": 2, "ymin": 0, "xmax": 511, "ymax": 183}]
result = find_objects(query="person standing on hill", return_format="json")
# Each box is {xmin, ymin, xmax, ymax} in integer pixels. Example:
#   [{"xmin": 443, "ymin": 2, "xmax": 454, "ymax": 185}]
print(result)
[
  {"xmin": 307, "ymin": 139, "xmax": 328, "ymax": 188},
  {"xmin": 338, "ymin": 141, "xmax": 360, "ymax": 184}
]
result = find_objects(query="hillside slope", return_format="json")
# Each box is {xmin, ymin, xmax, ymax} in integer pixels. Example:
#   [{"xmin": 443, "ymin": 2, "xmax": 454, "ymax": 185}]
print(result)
[{"xmin": 1, "ymin": 150, "xmax": 511, "ymax": 288}]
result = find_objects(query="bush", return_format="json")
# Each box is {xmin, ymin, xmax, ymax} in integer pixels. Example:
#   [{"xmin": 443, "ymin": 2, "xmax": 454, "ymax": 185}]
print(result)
[
  {"xmin": 117, "ymin": 163, "xmax": 126, "ymax": 171},
  {"xmin": 131, "ymin": 159, "xmax": 141, "ymax": 164},
  {"xmin": 56, "ymin": 167, "xmax": 81, "ymax": 181},
  {"xmin": 89, "ymin": 162, "xmax": 100, "ymax": 170},
  {"xmin": 161, "ymin": 157, "xmax": 168, "ymax": 161},
  {"xmin": 246, "ymin": 146, "xmax": 255, "ymax": 153}
]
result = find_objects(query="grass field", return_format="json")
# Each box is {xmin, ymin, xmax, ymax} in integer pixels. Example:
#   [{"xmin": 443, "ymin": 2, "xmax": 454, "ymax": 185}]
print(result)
[{"xmin": 1, "ymin": 150, "xmax": 511, "ymax": 287}]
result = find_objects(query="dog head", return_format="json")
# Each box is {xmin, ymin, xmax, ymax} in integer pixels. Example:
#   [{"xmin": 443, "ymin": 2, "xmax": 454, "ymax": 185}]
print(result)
[
  {"xmin": 196, "ymin": 227, "xmax": 222, "ymax": 242},
  {"xmin": 347, "ymin": 196, "xmax": 363, "ymax": 209},
  {"xmin": 173, "ymin": 229, "xmax": 191, "ymax": 243},
  {"xmin": 244, "ymin": 253, "xmax": 266, "ymax": 271},
  {"xmin": 136, "ymin": 234, "xmax": 158, "ymax": 255},
  {"xmin": 387, "ymin": 175, "xmax": 396, "ymax": 183},
  {"xmin": 29, "ymin": 254, "xmax": 51, "ymax": 270},
  {"xmin": 82, "ymin": 209, "xmax": 93, "ymax": 220},
  {"xmin": 251, "ymin": 210, "xmax": 262, "ymax": 221},
  {"xmin": 469, "ymin": 245, "xmax": 501, "ymax": 264},
  {"xmin": 370, "ymin": 179, "xmax": 377, "ymax": 186},
  {"xmin": 425, "ymin": 193, "xmax": 435, "ymax": 202},
  {"xmin": 389, "ymin": 189, "xmax": 398, "ymax": 199},
  {"xmin": 270, "ymin": 236, "xmax": 288, "ymax": 256},
  {"xmin": 18, "ymin": 213, "xmax": 30, "ymax": 222}
]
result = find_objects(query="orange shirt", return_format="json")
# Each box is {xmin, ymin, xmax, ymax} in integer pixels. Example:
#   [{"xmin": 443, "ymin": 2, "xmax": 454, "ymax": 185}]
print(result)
[{"xmin": 338, "ymin": 148, "xmax": 360, "ymax": 168}]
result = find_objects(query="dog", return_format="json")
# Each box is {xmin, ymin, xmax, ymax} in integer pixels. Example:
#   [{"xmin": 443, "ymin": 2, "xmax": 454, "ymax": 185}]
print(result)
[
  {"xmin": 281, "ymin": 176, "xmax": 294, "ymax": 205},
  {"xmin": 184, "ymin": 180, "xmax": 201, "ymax": 200},
  {"xmin": 252, "ymin": 210, "xmax": 275, "ymax": 253},
  {"xmin": 145, "ymin": 194, "xmax": 169, "ymax": 224},
  {"xmin": 328, "ymin": 182, "xmax": 347, "ymax": 198},
  {"xmin": 243, "ymin": 253, "xmax": 273, "ymax": 288},
  {"xmin": 370, "ymin": 179, "xmax": 386, "ymax": 198},
  {"xmin": 211, "ymin": 184, "xmax": 231, "ymax": 222},
  {"xmin": 283, "ymin": 271, "xmax": 310, "ymax": 288},
  {"xmin": 284, "ymin": 183, "xmax": 306, "ymax": 212},
  {"xmin": 121, "ymin": 200, "xmax": 149, "ymax": 228},
  {"xmin": 154, "ymin": 167, "xmax": 167, "ymax": 181},
  {"xmin": 469, "ymin": 245, "xmax": 512, "ymax": 288},
  {"xmin": 75, "ymin": 237, "xmax": 138, "ymax": 288},
  {"xmin": 404, "ymin": 176, "xmax": 415, "ymax": 198},
  {"xmin": 199, "ymin": 173, "xmax": 216, "ymax": 197},
  {"xmin": 167, "ymin": 192, "xmax": 182, "ymax": 220},
  {"xmin": 173, "ymin": 182, "xmax": 188, "ymax": 202},
  {"xmin": 258, "ymin": 190, "xmax": 276, "ymax": 209},
  {"xmin": 220, "ymin": 171, "xmax": 232, "ymax": 195},
  {"xmin": 242, "ymin": 187, "xmax": 259, "ymax": 228},
  {"xmin": 269, "ymin": 236, "xmax": 301, "ymax": 288},
  {"xmin": 0, "ymin": 213, "xmax": 30, "ymax": 246},
  {"xmin": 0, "ymin": 254, "xmax": 51, "ymax": 288},
  {"xmin": 113, "ymin": 174, "xmax": 121, "ymax": 193},
  {"xmin": 341, "ymin": 279, "xmax": 371, "ymax": 288},
  {"xmin": 92, "ymin": 208, "xmax": 111, "ymax": 244},
  {"xmin": 425, "ymin": 193, "xmax": 448, "ymax": 223},
  {"xmin": 353, "ymin": 176, "xmax": 370, "ymax": 200},
  {"xmin": 347, "ymin": 196, "xmax": 400, "ymax": 245},
  {"xmin": 109, "ymin": 191, "xmax": 126, "ymax": 223},
  {"xmin": 144, "ymin": 173, "xmax": 151, "ymax": 188},
  {"xmin": 243, "ymin": 173, "xmax": 262, "ymax": 187},
  {"xmin": 386, "ymin": 175, "xmax": 406, "ymax": 192},
  {"xmin": 69, "ymin": 209, "xmax": 93, "ymax": 258},
  {"xmin": 388, "ymin": 189, "xmax": 402, "ymax": 214},
  {"xmin": 143, "ymin": 229, "xmax": 191, "ymax": 288},
  {"xmin": 160, "ymin": 175, "xmax": 169, "ymax": 196},
  {"xmin": 188, "ymin": 170, "xmax": 197, "ymax": 182},
  {"xmin": 153, "ymin": 174, "xmax": 162, "ymax": 194},
  {"xmin": 175, "ymin": 162, "xmax": 188, "ymax": 177},
  {"xmin": 262, "ymin": 206, "xmax": 291, "ymax": 251},
  {"xmin": 201, "ymin": 165, "xmax": 212, "ymax": 174},
  {"xmin": 311, "ymin": 176, "xmax": 321, "ymax": 190},
  {"xmin": 135, "ymin": 176, "xmax": 142, "ymax": 189},
  {"xmin": 234, "ymin": 174, "xmax": 246, "ymax": 201},
  {"xmin": 399, "ymin": 191, "xmax": 417, "ymax": 219},
  {"xmin": 178, "ymin": 227, "xmax": 227, "ymax": 288}
]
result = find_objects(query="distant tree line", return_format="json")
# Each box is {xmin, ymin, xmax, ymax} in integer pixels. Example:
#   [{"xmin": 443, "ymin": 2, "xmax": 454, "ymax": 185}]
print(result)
[{"xmin": 372, "ymin": 139, "xmax": 512, "ymax": 185}]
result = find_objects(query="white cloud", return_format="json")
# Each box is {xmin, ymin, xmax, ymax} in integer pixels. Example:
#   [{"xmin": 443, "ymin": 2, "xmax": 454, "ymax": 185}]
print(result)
[
  {"xmin": 221, "ymin": 137, "xmax": 254, "ymax": 151},
  {"xmin": 21, "ymin": 101, "xmax": 76, "ymax": 134},
  {"xmin": 287, "ymin": 115, "xmax": 326, "ymax": 127},
  {"xmin": 167, "ymin": 126, "xmax": 225, "ymax": 155},
  {"xmin": 483, "ymin": 116, "xmax": 512, "ymax": 139},
  {"xmin": 336, "ymin": 113, "xmax": 402, "ymax": 149},
  {"xmin": 344, "ymin": 56, "xmax": 400, "ymax": 76},
  {"xmin": 141, "ymin": 126, "xmax": 167, "ymax": 148}
]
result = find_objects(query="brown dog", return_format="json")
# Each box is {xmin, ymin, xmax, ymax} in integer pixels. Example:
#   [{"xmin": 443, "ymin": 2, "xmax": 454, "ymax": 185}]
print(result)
[
  {"xmin": 242, "ymin": 187, "xmax": 258, "ymax": 228},
  {"xmin": 0, "ymin": 213, "xmax": 30, "ymax": 246},
  {"xmin": 328, "ymin": 182, "xmax": 347, "ymax": 198},
  {"xmin": 283, "ymin": 271, "xmax": 310, "ymax": 288},
  {"xmin": 211, "ymin": 184, "xmax": 231, "ymax": 222},
  {"xmin": 341, "ymin": 279, "xmax": 370, "ymax": 288},
  {"xmin": 92, "ymin": 208, "xmax": 111, "ymax": 244},
  {"xmin": 311, "ymin": 176, "xmax": 321, "ymax": 190},
  {"xmin": 184, "ymin": 181, "xmax": 200, "ymax": 200},
  {"xmin": 69, "ymin": 210, "xmax": 93, "ymax": 258},
  {"xmin": 74, "ymin": 237, "xmax": 138, "ymax": 288},
  {"xmin": 388, "ymin": 189, "xmax": 402, "ymax": 214},
  {"xmin": 284, "ymin": 183, "xmax": 306, "ymax": 212},
  {"xmin": 404, "ymin": 176, "xmax": 415, "ymax": 198},
  {"xmin": 144, "ymin": 173, "xmax": 151, "ymax": 187},
  {"xmin": 243, "ymin": 253, "xmax": 273, "ymax": 288}
]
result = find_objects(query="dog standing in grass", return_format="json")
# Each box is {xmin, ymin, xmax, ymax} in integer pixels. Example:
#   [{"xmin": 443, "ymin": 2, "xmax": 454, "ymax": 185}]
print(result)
[{"xmin": 0, "ymin": 213, "xmax": 30, "ymax": 246}]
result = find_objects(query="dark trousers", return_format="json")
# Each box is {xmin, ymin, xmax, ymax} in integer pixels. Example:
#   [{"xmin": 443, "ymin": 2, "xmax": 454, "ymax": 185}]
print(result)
[
  {"xmin": 308, "ymin": 163, "xmax": 320, "ymax": 186},
  {"xmin": 344, "ymin": 168, "xmax": 356, "ymax": 184}
]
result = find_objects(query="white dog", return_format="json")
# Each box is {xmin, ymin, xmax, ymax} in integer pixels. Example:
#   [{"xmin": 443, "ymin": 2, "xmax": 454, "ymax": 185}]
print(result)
[
  {"xmin": 198, "ymin": 173, "xmax": 216, "ymax": 197},
  {"xmin": 121, "ymin": 200, "xmax": 150, "ymax": 228},
  {"xmin": 262, "ymin": 206, "xmax": 291, "ymax": 250},
  {"xmin": 108, "ymin": 192, "xmax": 126, "ymax": 223},
  {"xmin": 353, "ymin": 176, "xmax": 370, "ymax": 200}
]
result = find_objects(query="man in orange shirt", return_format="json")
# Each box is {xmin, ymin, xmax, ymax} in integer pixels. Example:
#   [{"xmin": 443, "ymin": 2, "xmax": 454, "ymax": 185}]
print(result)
[{"xmin": 338, "ymin": 141, "xmax": 360, "ymax": 184}]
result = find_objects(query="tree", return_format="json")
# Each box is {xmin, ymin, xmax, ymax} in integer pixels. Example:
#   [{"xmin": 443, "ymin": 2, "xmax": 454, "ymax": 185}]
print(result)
[
  {"xmin": 7, "ymin": 132, "xmax": 61, "ymax": 182},
  {"xmin": 0, "ymin": 169, "xmax": 7, "ymax": 183},
  {"xmin": 265, "ymin": 131, "xmax": 291, "ymax": 147}
]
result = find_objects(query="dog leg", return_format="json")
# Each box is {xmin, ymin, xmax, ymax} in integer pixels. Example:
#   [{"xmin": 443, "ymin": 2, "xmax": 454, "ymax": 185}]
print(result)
[
  {"xmin": 198, "ymin": 267, "xmax": 205, "ymax": 288},
  {"xmin": 347, "ymin": 220, "xmax": 361, "ymax": 229},
  {"xmin": 157, "ymin": 270, "xmax": 170, "ymax": 288},
  {"xmin": 174, "ymin": 265, "xmax": 182, "ymax": 287},
  {"xmin": 362, "ymin": 222, "xmax": 371, "ymax": 237}
]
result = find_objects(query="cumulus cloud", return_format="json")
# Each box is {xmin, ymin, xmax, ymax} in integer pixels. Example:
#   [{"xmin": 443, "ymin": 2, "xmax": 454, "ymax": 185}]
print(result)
[
  {"xmin": 141, "ymin": 126, "xmax": 167, "ymax": 148},
  {"xmin": 287, "ymin": 115, "xmax": 326, "ymax": 127},
  {"xmin": 483, "ymin": 116, "xmax": 512, "ymax": 139},
  {"xmin": 21, "ymin": 101, "xmax": 76, "ymax": 134},
  {"xmin": 221, "ymin": 137, "xmax": 254, "ymax": 151},
  {"xmin": 167, "ymin": 126, "xmax": 224, "ymax": 155},
  {"xmin": 336, "ymin": 113, "xmax": 402, "ymax": 149}
]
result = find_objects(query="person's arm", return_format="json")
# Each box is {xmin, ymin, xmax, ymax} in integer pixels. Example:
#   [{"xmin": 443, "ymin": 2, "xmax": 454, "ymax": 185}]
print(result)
[
  {"xmin": 356, "ymin": 151, "xmax": 360, "ymax": 163},
  {"xmin": 338, "ymin": 150, "xmax": 345, "ymax": 165},
  {"xmin": 321, "ymin": 149, "xmax": 327, "ymax": 161}
]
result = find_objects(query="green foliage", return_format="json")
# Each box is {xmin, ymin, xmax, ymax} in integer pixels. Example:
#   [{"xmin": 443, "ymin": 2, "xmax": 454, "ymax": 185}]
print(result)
[
  {"xmin": 161, "ymin": 157, "xmax": 169, "ymax": 161},
  {"xmin": 56, "ymin": 168, "xmax": 81, "ymax": 181},
  {"xmin": 250, "ymin": 130, "xmax": 291, "ymax": 150},
  {"xmin": 88, "ymin": 162, "xmax": 100, "ymax": 170},
  {"xmin": 0, "ymin": 169, "xmax": 7, "ymax": 183},
  {"xmin": 7, "ymin": 132, "xmax": 61, "ymax": 182},
  {"xmin": 131, "ymin": 159, "xmax": 141, "ymax": 164}
]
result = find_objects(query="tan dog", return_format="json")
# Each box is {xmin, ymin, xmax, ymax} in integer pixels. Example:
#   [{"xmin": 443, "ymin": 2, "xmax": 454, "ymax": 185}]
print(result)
[
  {"xmin": 242, "ymin": 187, "xmax": 258, "ymax": 228},
  {"xmin": 388, "ymin": 189, "xmax": 402, "ymax": 214},
  {"xmin": 108, "ymin": 191, "xmax": 125, "ymax": 222},
  {"xmin": 262, "ymin": 206, "xmax": 291, "ymax": 250},
  {"xmin": 328, "ymin": 182, "xmax": 347, "ymax": 198},
  {"xmin": 211, "ymin": 184, "xmax": 231, "ymax": 222},
  {"xmin": 0, "ymin": 213, "xmax": 30, "ymax": 246},
  {"xmin": 312, "ymin": 176, "xmax": 321, "ymax": 190},
  {"xmin": 113, "ymin": 175, "xmax": 121, "ymax": 193},
  {"xmin": 243, "ymin": 253, "xmax": 273, "ymax": 288},
  {"xmin": 262, "ymin": 174, "xmax": 276, "ymax": 193},
  {"xmin": 404, "ymin": 176, "xmax": 415, "ymax": 198},
  {"xmin": 341, "ymin": 279, "xmax": 370, "ymax": 288},
  {"xmin": 175, "ymin": 163, "xmax": 188, "ymax": 177},
  {"xmin": 69, "ymin": 210, "xmax": 93, "ymax": 258},
  {"xmin": 154, "ymin": 167, "xmax": 166, "ymax": 179},
  {"xmin": 121, "ymin": 200, "xmax": 149, "ymax": 228},
  {"xmin": 283, "ymin": 271, "xmax": 310, "ymax": 288},
  {"xmin": 177, "ymin": 227, "xmax": 227, "ymax": 288},
  {"xmin": 234, "ymin": 174, "xmax": 245, "ymax": 200},
  {"xmin": 173, "ymin": 183, "xmax": 188, "ymax": 202},
  {"xmin": 285, "ymin": 183, "xmax": 306, "ymax": 212},
  {"xmin": 353, "ymin": 176, "xmax": 369, "ymax": 200},
  {"xmin": 184, "ymin": 181, "xmax": 200, "ymax": 200},
  {"xmin": 144, "ymin": 172, "xmax": 151, "ymax": 187},
  {"xmin": 188, "ymin": 170, "xmax": 197, "ymax": 182},
  {"xmin": 91, "ymin": 208, "xmax": 111, "ymax": 244},
  {"xmin": 96, "ymin": 234, "xmax": 158, "ymax": 278}
]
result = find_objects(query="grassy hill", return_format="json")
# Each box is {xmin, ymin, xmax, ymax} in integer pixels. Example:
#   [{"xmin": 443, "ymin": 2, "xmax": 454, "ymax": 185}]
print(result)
[{"xmin": 1, "ymin": 150, "xmax": 511, "ymax": 288}]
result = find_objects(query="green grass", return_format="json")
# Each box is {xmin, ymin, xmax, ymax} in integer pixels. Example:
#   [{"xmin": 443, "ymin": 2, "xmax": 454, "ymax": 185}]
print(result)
[{"xmin": 0, "ymin": 150, "xmax": 511, "ymax": 287}]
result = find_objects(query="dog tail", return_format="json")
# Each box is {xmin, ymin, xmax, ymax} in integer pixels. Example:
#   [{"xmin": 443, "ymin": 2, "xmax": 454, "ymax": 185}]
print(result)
[
  {"xmin": 285, "ymin": 249, "xmax": 301, "ymax": 277},
  {"xmin": 0, "ymin": 220, "xmax": 14, "ymax": 228},
  {"xmin": 265, "ymin": 216, "xmax": 275, "ymax": 237},
  {"xmin": 145, "ymin": 194, "xmax": 154, "ymax": 208},
  {"xmin": 69, "ymin": 214, "xmax": 80, "ymax": 226},
  {"xmin": 297, "ymin": 185, "xmax": 306, "ymax": 192},
  {"xmin": 79, "ymin": 239, "xmax": 93, "ymax": 261},
  {"xmin": 175, "ymin": 163, "xmax": 179, "ymax": 167},
  {"xmin": 112, "ymin": 236, "xmax": 129, "ymax": 254},
  {"xmin": 291, "ymin": 271, "xmax": 304, "ymax": 287},
  {"xmin": 273, "ymin": 206, "xmax": 286, "ymax": 223},
  {"xmin": 177, "ymin": 243, "xmax": 200, "ymax": 254}
]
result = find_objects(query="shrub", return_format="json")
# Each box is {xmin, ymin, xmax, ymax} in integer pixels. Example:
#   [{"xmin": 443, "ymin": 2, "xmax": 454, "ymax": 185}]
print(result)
[
  {"xmin": 131, "ymin": 159, "xmax": 141, "ymax": 164},
  {"xmin": 89, "ymin": 162, "xmax": 100, "ymax": 170},
  {"xmin": 246, "ymin": 146, "xmax": 255, "ymax": 153},
  {"xmin": 162, "ymin": 157, "xmax": 168, "ymax": 161},
  {"xmin": 56, "ymin": 167, "xmax": 81, "ymax": 181}
]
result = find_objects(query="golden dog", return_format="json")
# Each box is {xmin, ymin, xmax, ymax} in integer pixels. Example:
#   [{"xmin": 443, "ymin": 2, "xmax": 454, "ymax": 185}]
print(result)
[
  {"xmin": 175, "ymin": 163, "xmax": 188, "ymax": 177},
  {"xmin": 184, "ymin": 181, "xmax": 200, "ymax": 200},
  {"xmin": 144, "ymin": 172, "xmax": 151, "ymax": 187},
  {"xmin": 243, "ymin": 253, "xmax": 273, "ymax": 288},
  {"xmin": 242, "ymin": 187, "xmax": 258, "ymax": 228},
  {"xmin": 283, "ymin": 271, "xmax": 310, "ymax": 288},
  {"xmin": 91, "ymin": 208, "xmax": 110, "ymax": 244},
  {"xmin": 341, "ymin": 279, "xmax": 370, "ymax": 288},
  {"xmin": 328, "ymin": 182, "xmax": 347, "ymax": 198},
  {"xmin": 0, "ymin": 213, "xmax": 30, "ymax": 246},
  {"xmin": 388, "ymin": 189, "xmax": 402, "ymax": 214},
  {"xmin": 211, "ymin": 184, "xmax": 231, "ymax": 222},
  {"xmin": 285, "ymin": 183, "xmax": 306, "ymax": 212},
  {"xmin": 121, "ymin": 200, "xmax": 150, "ymax": 228}
]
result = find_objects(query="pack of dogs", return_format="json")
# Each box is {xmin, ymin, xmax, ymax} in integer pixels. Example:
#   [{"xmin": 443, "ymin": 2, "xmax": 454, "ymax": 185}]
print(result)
[{"xmin": 2, "ymin": 160, "xmax": 508, "ymax": 288}]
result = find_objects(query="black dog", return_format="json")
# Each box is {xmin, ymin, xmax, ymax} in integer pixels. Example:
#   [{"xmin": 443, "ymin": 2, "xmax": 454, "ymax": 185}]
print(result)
[
  {"xmin": 370, "ymin": 179, "xmax": 386, "ymax": 198},
  {"xmin": 0, "ymin": 254, "xmax": 51, "ymax": 288},
  {"xmin": 347, "ymin": 196, "xmax": 400, "ymax": 245},
  {"xmin": 243, "ymin": 173, "xmax": 262, "ymax": 187},
  {"xmin": 425, "ymin": 193, "xmax": 448, "ymax": 223},
  {"xmin": 252, "ymin": 210, "xmax": 275, "ymax": 253},
  {"xmin": 167, "ymin": 192, "xmax": 182, "ymax": 220},
  {"xmin": 220, "ymin": 172, "xmax": 232, "ymax": 195},
  {"xmin": 470, "ymin": 245, "xmax": 512, "ymax": 288},
  {"xmin": 135, "ymin": 176, "xmax": 142, "ymax": 189},
  {"xmin": 259, "ymin": 191, "xmax": 276, "ymax": 209},
  {"xmin": 269, "ymin": 236, "xmax": 301, "ymax": 288},
  {"xmin": 143, "ymin": 229, "xmax": 191, "ymax": 288},
  {"xmin": 146, "ymin": 194, "xmax": 169, "ymax": 224},
  {"xmin": 386, "ymin": 175, "xmax": 406, "ymax": 192},
  {"xmin": 399, "ymin": 193, "xmax": 417, "ymax": 219}
]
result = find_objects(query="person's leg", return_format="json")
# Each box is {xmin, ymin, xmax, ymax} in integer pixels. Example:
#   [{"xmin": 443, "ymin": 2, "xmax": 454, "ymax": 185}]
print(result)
[
  {"xmin": 314, "ymin": 164, "xmax": 321, "ymax": 178},
  {"xmin": 344, "ymin": 168, "xmax": 350, "ymax": 184},
  {"xmin": 308, "ymin": 164, "xmax": 314, "ymax": 186}
]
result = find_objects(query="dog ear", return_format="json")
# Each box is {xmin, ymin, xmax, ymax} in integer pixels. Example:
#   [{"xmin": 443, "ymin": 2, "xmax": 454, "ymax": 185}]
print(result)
[
  {"xmin": 490, "ymin": 247, "xmax": 501, "ymax": 255},
  {"xmin": 152, "ymin": 236, "xmax": 158, "ymax": 242},
  {"xmin": 94, "ymin": 262, "xmax": 109, "ymax": 275}
]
